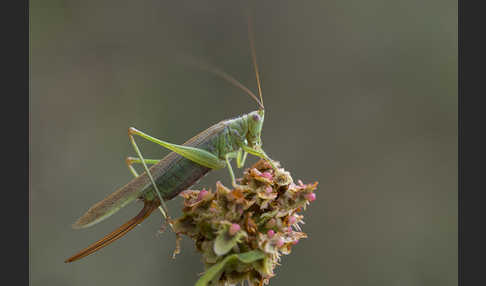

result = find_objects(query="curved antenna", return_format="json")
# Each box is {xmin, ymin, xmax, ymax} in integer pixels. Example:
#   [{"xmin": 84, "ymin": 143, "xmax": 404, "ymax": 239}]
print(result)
[
  {"xmin": 247, "ymin": 11, "xmax": 264, "ymax": 109},
  {"xmin": 180, "ymin": 54, "xmax": 264, "ymax": 109},
  {"xmin": 197, "ymin": 61, "xmax": 264, "ymax": 110}
]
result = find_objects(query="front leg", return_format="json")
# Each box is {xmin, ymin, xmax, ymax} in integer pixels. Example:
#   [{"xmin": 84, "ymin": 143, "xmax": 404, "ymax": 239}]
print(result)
[
  {"xmin": 241, "ymin": 145, "xmax": 278, "ymax": 170},
  {"xmin": 236, "ymin": 148, "xmax": 248, "ymax": 168},
  {"xmin": 225, "ymin": 152, "xmax": 251, "ymax": 190}
]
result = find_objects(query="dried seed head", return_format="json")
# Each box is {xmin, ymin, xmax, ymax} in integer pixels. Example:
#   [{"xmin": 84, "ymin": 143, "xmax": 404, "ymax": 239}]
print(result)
[{"xmin": 172, "ymin": 159, "xmax": 319, "ymax": 286}]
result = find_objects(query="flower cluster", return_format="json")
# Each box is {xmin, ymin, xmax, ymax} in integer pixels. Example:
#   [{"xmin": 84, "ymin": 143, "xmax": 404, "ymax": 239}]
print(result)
[{"xmin": 172, "ymin": 159, "xmax": 318, "ymax": 286}]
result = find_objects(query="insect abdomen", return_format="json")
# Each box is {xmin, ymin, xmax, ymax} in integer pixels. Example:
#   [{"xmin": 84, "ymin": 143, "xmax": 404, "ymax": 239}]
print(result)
[
  {"xmin": 148, "ymin": 147, "xmax": 212, "ymax": 200},
  {"xmin": 72, "ymin": 121, "xmax": 228, "ymax": 229}
]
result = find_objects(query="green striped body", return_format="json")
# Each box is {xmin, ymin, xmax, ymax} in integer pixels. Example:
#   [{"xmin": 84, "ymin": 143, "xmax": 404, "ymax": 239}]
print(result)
[
  {"xmin": 142, "ymin": 122, "xmax": 227, "ymax": 201},
  {"xmin": 72, "ymin": 113, "xmax": 254, "ymax": 229}
]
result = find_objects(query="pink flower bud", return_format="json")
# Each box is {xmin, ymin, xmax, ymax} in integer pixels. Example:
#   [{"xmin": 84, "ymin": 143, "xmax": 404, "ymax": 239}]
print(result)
[
  {"xmin": 287, "ymin": 226, "xmax": 292, "ymax": 233},
  {"xmin": 265, "ymin": 186, "xmax": 273, "ymax": 194},
  {"xmin": 305, "ymin": 192, "xmax": 316, "ymax": 202},
  {"xmin": 276, "ymin": 238, "xmax": 284, "ymax": 247},
  {"xmin": 261, "ymin": 172, "xmax": 273, "ymax": 180},
  {"xmin": 197, "ymin": 190, "xmax": 209, "ymax": 201},
  {"xmin": 292, "ymin": 239, "xmax": 299, "ymax": 245},
  {"xmin": 229, "ymin": 224, "xmax": 241, "ymax": 236},
  {"xmin": 288, "ymin": 215, "xmax": 297, "ymax": 225},
  {"xmin": 267, "ymin": 229, "xmax": 275, "ymax": 238}
]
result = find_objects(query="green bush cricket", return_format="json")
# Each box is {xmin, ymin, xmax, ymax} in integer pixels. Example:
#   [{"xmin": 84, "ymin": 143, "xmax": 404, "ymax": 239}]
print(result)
[{"xmin": 65, "ymin": 18, "xmax": 277, "ymax": 263}]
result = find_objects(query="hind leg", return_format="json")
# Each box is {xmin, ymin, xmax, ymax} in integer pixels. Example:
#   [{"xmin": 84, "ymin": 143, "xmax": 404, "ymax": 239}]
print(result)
[{"xmin": 124, "ymin": 156, "xmax": 171, "ymax": 225}]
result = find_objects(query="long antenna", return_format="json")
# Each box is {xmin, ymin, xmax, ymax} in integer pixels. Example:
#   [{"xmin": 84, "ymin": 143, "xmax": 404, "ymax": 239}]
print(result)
[
  {"xmin": 247, "ymin": 11, "xmax": 264, "ymax": 109},
  {"xmin": 180, "ymin": 54, "xmax": 264, "ymax": 110},
  {"xmin": 199, "ymin": 61, "xmax": 264, "ymax": 110}
]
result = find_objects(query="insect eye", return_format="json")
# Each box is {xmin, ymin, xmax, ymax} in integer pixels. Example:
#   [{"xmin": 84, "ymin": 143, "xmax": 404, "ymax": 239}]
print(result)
[{"xmin": 252, "ymin": 114, "xmax": 260, "ymax": 121}]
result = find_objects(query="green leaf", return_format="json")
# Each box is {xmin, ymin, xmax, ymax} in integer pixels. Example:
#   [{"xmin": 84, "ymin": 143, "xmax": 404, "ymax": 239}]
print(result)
[
  {"xmin": 195, "ymin": 250, "xmax": 265, "ymax": 286},
  {"xmin": 213, "ymin": 230, "xmax": 246, "ymax": 256}
]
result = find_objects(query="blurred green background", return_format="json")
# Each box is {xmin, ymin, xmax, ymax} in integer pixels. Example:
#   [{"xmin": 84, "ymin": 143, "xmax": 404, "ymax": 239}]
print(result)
[{"xmin": 30, "ymin": 0, "xmax": 457, "ymax": 285}]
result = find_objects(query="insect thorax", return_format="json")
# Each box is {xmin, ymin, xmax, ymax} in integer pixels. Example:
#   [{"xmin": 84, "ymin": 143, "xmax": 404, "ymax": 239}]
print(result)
[{"xmin": 217, "ymin": 110, "xmax": 264, "ymax": 158}]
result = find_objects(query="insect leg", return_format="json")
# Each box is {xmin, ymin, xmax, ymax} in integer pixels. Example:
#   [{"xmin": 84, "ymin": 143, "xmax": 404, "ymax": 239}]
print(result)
[
  {"xmin": 236, "ymin": 149, "xmax": 248, "ymax": 168},
  {"xmin": 225, "ymin": 152, "xmax": 250, "ymax": 190},
  {"xmin": 127, "ymin": 129, "xmax": 170, "ymax": 219},
  {"xmin": 128, "ymin": 127, "xmax": 226, "ymax": 169},
  {"xmin": 241, "ymin": 145, "xmax": 278, "ymax": 169},
  {"xmin": 125, "ymin": 157, "xmax": 174, "ymax": 229},
  {"xmin": 125, "ymin": 157, "xmax": 160, "ymax": 177}
]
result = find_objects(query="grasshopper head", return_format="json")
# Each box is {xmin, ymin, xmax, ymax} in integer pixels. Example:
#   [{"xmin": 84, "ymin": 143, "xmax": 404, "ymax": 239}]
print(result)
[{"xmin": 246, "ymin": 109, "xmax": 265, "ymax": 148}]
